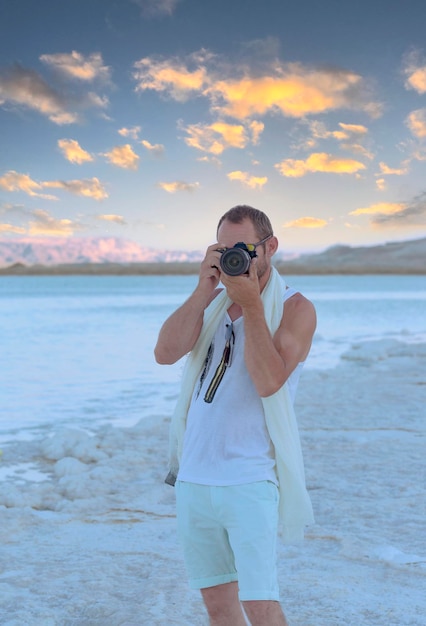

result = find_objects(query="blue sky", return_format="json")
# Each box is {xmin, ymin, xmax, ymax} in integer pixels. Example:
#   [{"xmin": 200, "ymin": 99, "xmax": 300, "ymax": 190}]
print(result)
[{"xmin": 1, "ymin": 0, "xmax": 426, "ymax": 254}]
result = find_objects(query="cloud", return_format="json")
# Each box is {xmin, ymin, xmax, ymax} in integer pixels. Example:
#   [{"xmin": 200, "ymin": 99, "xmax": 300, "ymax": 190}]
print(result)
[
  {"xmin": 307, "ymin": 120, "xmax": 368, "ymax": 143},
  {"xmin": 275, "ymin": 152, "xmax": 366, "ymax": 177},
  {"xmin": 141, "ymin": 139, "xmax": 165, "ymax": 156},
  {"xmin": 350, "ymin": 202, "xmax": 406, "ymax": 216},
  {"xmin": 227, "ymin": 171, "xmax": 268, "ymax": 189},
  {"xmin": 406, "ymin": 108, "xmax": 426, "ymax": 138},
  {"xmin": 0, "ymin": 223, "xmax": 26, "ymax": 234},
  {"xmin": 378, "ymin": 161, "xmax": 409, "ymax": 176},
  {"xmin": 197, "ymin": 155, "xmax": 222, "ymax": 167},
  {"xmin": 0, "ymin": 170, "xmax": 108, "ymax": 200},
  {"xmin": 351, "ymin": 194, "xmax": 426, "ymax": 227},
  {"xmin": 0, "ymin": 61, "xmax": 110, "ymax": 124},
  {"xmin": 119, "ymin": 126, "xmax": 141, "ymax": 140},
  {"xmin": 131, "ymin": 0, "xmax": 180, "ymax": 18},
  {"xmin": 249, "ymin": 120, "xmax": 264, "ymax": 144},
  {"xmin": 133, "ymin": 52, "xmax": 209, "ymax": 101},
  {"xmin": 182, "ymin": 120, "xmax": 263, "ymax": 154},
  {"xmin": 403, "ymin": 49, "xmax": 426, "ymax": 94},
  {"xmin": 133, "ymin": 52, "xmax": 381, "ymax": 120},
  {"xmin": 0, "ymin": 64, "xmax": 78, "ymax": 124},
  {"xmin": 298, "ymin": 120, "xmax": 371, "ymax": 156},
  {"xmin": 58, "ymin": 139, "xmax": 93, "ymax": 164},
  {"xmin": 157, "ymin": 180, "xmax": 200, "ymax": 193},
  {"xmin": 282, "ymin": 217, "xmax": 328, "ymax": 229},
  {"xmin": 40, "ymin": 51, "xmax": 111, "ymax": 83},
  {"xmin": 43, "ymin": 177, "xmax": 108, "ymax": 200},
  {"xmin": 0, "ymin": 170, "xmax": 58, "ymax": 199},
  {"xmin": 28, "ymin": 209, "xmax": 83, "ymax": 236},
  {"xmin": 376, "ymin": 178, "xmax": 386, "ymax": 191},
  {"xmin": 102, "ymin": 144, "xmax": 140, "ymax": 169},
  {"xmin": 206, "ymin": 65, "xmax": 381, "ymax": 120},
  {"xmin": 97, "ymin": 214, "xmax": 127, "ymax": 225},
  {"xmin": 0, "ymin": 204, "xmax": 86, "ymax": 236},
  {"xmin": 338, "ymin": 122, "xmax": 369, "ymax": 136}
]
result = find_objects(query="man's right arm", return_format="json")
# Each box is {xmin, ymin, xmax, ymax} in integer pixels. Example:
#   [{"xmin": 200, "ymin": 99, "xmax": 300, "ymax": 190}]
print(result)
[{"xmin": 154, "ymin": 243, "xmax": 223, "ymax": 364}]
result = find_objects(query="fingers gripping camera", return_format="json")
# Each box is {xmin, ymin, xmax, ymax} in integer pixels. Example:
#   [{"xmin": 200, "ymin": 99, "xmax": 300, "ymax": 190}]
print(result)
[{"xmin": 219, "ymin": 242, "xmax": 257, "ymax": 276}]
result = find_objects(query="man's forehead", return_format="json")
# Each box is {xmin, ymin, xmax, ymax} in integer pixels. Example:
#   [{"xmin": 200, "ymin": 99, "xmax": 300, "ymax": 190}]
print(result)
[{"xmin": 217, "ymin": 218, "xmax": 256, "ymax": 237}]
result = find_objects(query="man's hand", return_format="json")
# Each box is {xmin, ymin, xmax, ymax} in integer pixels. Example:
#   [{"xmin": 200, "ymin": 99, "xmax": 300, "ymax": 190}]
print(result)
[
  {"xmin": 197, "ymin": 243, "xmax": 225, "ymax": 297},
  {"xmin": 220, "ymin": 258, "xmax": 261, "ymax": 309}
]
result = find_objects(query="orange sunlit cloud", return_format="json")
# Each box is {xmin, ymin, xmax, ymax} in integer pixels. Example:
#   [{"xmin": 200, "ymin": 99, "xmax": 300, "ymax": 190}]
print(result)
[
  {"xmin": 97, "ymin": 214, "xmax": 127, "ymax": 225},
  {"xmin": 182, "ymin": 121, "xmax": 259, "ymax": 154},
  {"xmin": 282, "ymin": 217, "xmax": 328, "ymax": 229},
  {"xmin": 227, "ymin": 171, "xmax": 268, "ymax": 189},
  {"xmin": 0, "ymin": 170, "xmax": 58, "ymax": 200},
  {"xmin": 249, "ymin": 120, "xmax": 264, "ymax": 144},
  {"xmin": 118, "ymin": 126, "xmax": 141, "ymax": 140},
  {"xmin": 103, "ymin": 144, "xmax": 140, "ymax": 169},
  {"xmin": 403, "ymin": 50, "xmax": 426, "ymax": 94},
  {"xmin": 376, "ymin": 178, "xmax": 386, "ymax": 191},
  {"xmin": 58, "ymin": 139, "xmax": 94, "ymax": 164},
  {"xmin": 406, "ymin": 68, "xmax": 426, "ymax": 93},
  {"xmin": 379, "ymin": 161, "xmax": 409, "ymax": 175},
  {"xmin": 28, "ymin": 209, "xmax": 83, "ymax": 236},
  {"xmin": 43, "ymin": 177, "xmax": 108, "ymax": 200},
  {"xmin": 301, "ymin": 121, "xmax": 372, "ymax": 157},
  {"xmin": 157, "ymin": 180, "xmax": 200, "ymax": 193},
  {"xmin": 133, "ymin": 55, "xmax": 208, "ymax": 101},
  {"xmin": 349, "ymin": 194, "xmax": 426, "ymax": 227},
  {"xmin": 40, "ymin": 51, "xmax": 111, "ymax": 83},
  {"xmin": 275, "ymin": 152, "xmax": 366, "ymax": 177},
  {"xmin": 206, "ymin": 69, "xmax": 379, "ymax": 119},
  {"xmin": 0, "ymin": 223, "xmax": 26, "ymax": 234},
  {"xmin": 141, "ymin": 139, "xmax": 165, "ymax": 156},
  {"xmin": 405, "ymin": 108, "xmax": 426, "ymax": 138},
  {"xmin": 338, "ymin": 122, "xmax": 369, "ymax": 135},
  {"xmin": 133, "ymin": 54, "xmax": 382, "ymax": 120},
  {"xmin": 308, "ymin": 120, "xmax": 368, "ymax": 142},
  {"xmin": 350, "ymin": 202, "xmax": 407, "ymax": 216}
]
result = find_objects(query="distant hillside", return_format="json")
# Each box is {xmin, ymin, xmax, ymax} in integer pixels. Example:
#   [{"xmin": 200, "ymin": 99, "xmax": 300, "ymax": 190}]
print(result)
[
  {"xmin": 276, "ymin": 237, "xmax": 426, "ymax": 274},
  {"xmin": 0, "ymin": 236, "xmax": 425, "ymax": 274}
]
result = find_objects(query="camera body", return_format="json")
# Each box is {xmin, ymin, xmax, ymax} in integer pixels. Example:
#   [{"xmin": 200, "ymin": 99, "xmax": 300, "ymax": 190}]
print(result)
[{"xmin": 219, "ymin": 242, "xmax": 257, "ymax": 276}]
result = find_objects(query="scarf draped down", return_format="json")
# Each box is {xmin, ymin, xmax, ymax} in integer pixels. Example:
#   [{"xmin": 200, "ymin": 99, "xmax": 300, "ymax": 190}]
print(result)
[{"xmin": 167, "ymin": 266, "xmax": 314, "ymax": 543}]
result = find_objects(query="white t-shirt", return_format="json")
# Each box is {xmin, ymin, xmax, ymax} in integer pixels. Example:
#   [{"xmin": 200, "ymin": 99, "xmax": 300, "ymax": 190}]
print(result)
[{"xmin": 177, "ymin": 288, "xmax": 304, "ymax": 486}]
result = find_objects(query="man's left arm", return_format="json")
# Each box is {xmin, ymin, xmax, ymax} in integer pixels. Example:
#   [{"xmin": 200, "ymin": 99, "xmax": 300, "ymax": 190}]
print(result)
[
  {"xmin": 242, "ymin": 292, "xmax": 316, "ymax": 397},
  {"xmin": 222, "ymin": 260, "xmax": 316, "ymax": 397}
]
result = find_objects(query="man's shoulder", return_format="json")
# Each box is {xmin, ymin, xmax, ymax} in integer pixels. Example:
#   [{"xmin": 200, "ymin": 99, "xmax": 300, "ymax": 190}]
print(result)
[{"xmin": 282, "ymin": 290, "xmax": 316, "ymax": 322}]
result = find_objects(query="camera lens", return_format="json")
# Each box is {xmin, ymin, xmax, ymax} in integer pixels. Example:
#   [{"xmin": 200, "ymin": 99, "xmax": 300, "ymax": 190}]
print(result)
[{"xmin": 220, "ymin": 248, "xmax": 251, "ymax": 276}]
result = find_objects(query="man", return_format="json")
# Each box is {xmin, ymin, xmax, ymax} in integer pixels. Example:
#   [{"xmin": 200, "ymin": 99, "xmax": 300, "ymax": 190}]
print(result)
[{"xmin": 155, "ymin": 205, "xmax": 316, "ymax": 626}]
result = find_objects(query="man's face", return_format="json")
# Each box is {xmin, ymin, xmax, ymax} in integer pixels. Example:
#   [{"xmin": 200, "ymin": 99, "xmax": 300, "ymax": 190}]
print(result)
[{"xmin": 217, "ymin": 218, "xmax": 271, "ymax": 281}]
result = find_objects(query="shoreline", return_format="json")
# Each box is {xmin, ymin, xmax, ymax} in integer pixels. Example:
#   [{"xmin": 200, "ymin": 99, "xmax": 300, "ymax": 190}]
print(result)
[{"xmin": 1, "ymin": 262, "xmax": 425, "ymax": 276}]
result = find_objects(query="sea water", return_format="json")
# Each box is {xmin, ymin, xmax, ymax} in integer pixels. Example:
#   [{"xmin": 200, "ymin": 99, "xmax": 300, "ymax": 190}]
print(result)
[{"xmin": 1, "ymin": 274, "xmax": 425, "ymax": 440}]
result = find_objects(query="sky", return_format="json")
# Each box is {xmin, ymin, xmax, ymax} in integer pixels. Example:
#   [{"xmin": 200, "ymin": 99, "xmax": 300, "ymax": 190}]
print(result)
[{"xmin": 1, "ymin": 0, "xmax": 426, "ymax": 255}]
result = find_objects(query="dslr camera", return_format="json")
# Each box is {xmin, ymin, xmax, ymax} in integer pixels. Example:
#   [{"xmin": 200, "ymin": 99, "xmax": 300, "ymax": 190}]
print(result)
[{"xmin": 219, "ymin": 242, "xmax": 257, "ymax": 276}]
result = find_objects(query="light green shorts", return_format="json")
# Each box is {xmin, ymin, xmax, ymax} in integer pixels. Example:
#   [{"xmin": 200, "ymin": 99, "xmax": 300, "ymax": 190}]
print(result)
[{"xmin": 175, "ymin": 480, "xmax": 280, "ymax": 601}]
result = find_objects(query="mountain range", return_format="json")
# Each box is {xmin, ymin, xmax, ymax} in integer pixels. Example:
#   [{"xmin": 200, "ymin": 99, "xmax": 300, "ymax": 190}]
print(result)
[
  {"xmin": 0, "ymin": 237, "xmax": 203, "ymax": 267},
  {"xmin": 0, "ymin": 235, "xmax": 425, "ymax": 274}
]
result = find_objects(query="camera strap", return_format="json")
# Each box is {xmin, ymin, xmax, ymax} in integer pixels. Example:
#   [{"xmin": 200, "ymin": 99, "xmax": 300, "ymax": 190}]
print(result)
[{"xmin": 203, "ymin": 322, "xmax": 234, "ymax": 403}]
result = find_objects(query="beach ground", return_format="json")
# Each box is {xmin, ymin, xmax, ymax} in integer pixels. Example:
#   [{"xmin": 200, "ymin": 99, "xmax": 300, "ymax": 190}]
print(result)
[{"xmin": 0, "ymin": 339, "xmax": 425, "ymax": 625}]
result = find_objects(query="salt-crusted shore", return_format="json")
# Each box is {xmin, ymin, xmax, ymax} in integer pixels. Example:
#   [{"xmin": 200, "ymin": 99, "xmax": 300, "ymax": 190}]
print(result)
[{"xmin": 0, "ymin": 338, "xmax": 425, "ymax": 625}]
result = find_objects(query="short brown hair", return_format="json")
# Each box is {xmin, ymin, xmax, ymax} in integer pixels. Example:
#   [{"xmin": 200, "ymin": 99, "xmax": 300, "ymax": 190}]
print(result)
[{"xmin": 217, "ymin": 205, "xmax": 273, "ymax": 240}]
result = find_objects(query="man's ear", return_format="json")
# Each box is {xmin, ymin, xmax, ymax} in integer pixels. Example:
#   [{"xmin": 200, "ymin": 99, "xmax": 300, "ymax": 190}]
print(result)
[{"xmin": 267, "ymin": 236, "xmax": 279, "ymax": 257}]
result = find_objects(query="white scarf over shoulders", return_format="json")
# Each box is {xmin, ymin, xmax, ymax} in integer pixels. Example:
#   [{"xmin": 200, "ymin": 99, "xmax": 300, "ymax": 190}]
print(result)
[{"xmin": 167, "ymin": 266, "xmax": 314, "ymax": 543}]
